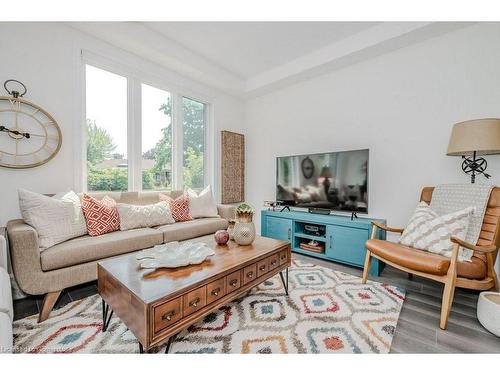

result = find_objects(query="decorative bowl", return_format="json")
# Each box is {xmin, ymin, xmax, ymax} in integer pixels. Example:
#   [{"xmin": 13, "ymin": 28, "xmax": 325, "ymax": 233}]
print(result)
[{"xmin": 136, "ymin": 241, "xmax": 215, "ymax": 269}]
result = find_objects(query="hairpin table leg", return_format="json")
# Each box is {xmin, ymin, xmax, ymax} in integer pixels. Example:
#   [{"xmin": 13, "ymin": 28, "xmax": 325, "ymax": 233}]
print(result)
[
  {"xmin": 102, "ymin": 299, "xmax": 114, "ymax": 332},
  {"xmin": 164, "ymin": 334, "xmax": 177, "ymax": 354},
  {"xmin": 279, "ymin": 268, "xmax": 289, "ymax": 296}
]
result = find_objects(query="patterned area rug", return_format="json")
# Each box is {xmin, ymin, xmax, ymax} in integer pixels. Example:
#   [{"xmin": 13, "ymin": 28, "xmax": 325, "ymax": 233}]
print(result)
[{"xmin": 13, "ymin": 259, "xmax": 405, "ymax": 353}]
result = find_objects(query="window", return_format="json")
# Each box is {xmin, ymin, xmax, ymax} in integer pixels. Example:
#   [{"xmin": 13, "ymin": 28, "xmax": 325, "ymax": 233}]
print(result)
[
  {"xmin": 141, "ymin": 84, "xmax": 172, "ymax": 191},
  {"xmin": 182, "ymin": 97, "xmax": 206, "ymax": 189},
  {"xmin": 83, "ymin": 62, "xmax": 209, "ymax": 193},
  {"xmin": 85, "ymin": 65, "xmax": 128, "ymax": 192}
]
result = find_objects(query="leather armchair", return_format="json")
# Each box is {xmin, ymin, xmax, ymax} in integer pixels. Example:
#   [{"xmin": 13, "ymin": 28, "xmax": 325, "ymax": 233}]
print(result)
[{"xmin": 362, "ymin": 187, "xmax": 500, "ymax": 330}]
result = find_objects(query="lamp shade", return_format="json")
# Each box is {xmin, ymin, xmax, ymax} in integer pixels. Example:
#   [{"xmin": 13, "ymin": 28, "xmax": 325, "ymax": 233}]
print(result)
[
  {"xmin": 447, "ymin": 118, "xmax": 500, "ymax": 156},
  {"xmin": 320, "ymin": 166, "xmax": 332, "ymax": 178}
]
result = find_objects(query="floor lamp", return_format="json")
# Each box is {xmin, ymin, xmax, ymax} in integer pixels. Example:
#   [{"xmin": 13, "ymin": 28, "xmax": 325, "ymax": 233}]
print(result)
[{"xmin": 447, "ymin": 118, "xmax": 500, "ymax": 183}]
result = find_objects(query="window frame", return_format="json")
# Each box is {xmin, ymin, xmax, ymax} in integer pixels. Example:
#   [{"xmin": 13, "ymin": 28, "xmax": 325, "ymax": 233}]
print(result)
[{"xmin": 79, "ymin": 50, "xmax": 213, "ymax": 193}]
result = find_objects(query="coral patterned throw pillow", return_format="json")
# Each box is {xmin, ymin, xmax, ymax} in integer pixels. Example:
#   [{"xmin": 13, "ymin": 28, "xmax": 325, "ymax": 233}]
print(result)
[
  {"xmin": 159, "ymin": 193, "xmax": 193, "ymax": 222},
  {"xmin": 81, "ymin": 194, "xmax": 120, "ymax": 236}
]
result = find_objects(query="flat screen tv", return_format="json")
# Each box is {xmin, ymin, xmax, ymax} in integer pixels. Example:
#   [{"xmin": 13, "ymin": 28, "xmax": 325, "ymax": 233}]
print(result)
[{"xmin": 276, "ymin": 149, "xmax": 369, "ymax": 213}]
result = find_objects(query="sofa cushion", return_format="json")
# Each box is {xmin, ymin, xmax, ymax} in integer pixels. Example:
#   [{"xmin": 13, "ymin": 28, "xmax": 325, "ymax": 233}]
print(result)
[
  {"xmin": 116, "ymin": 201, "xmax": 174, "ymax": 230},
  {"xmin": 187, "ymin": 185, "xmax": 219, "ymax": 218},
  {"xmin": 156, "ymin": 218, "xmax": 228, "ymax": 243},
  {"xmin": 160, "ymin": 194, "xmax": 193, "ymax": 222},
  {"xmin": 41, "ymin": 228, "xmax": 163, "ymax": 271},
  {"xmin": 0, "ymin": 268, "xmax": 13, "ymax": 321},
  {"xmin": 0, "ymin": 312, "xmax": 12, "ymax": 352},
  {"xmin": 82, "ymin": 194, "xmax": 120, "ymax": 236},
  {"xmin": 18, "ymin": 189, "xmax": 88, "ymax": 250}
]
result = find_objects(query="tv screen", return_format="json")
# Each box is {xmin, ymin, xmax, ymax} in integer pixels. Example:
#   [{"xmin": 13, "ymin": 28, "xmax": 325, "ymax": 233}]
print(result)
[{"xmin": 276, "ymin": 149, "xmax": 369, "ymax": 213}]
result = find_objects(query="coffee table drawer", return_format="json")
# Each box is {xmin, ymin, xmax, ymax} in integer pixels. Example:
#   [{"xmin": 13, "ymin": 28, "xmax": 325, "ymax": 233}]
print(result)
[
  {"xmin": 243, "ymin": 263, "xmax": 257, "ymax": 285},
  {"xmin": 207, "ymin": 277, "xmax": 226, "ymax": 305},
  {"xmin": 268, "ymin": 253, "xmax": 280, "ymax": 271},
  {"xmin": 257, "ymin": 259, "xmax": 268, "ymax": 277},
  {"xmin": 153, "ymin": 297, "xmax": 182, "ymax": 334},
  {"xmin": 183, "ymin": 286, "xmax": 206, "ymax": 316},
  {"xmin": 279, "ymin": 250, "xmax": 288, "ymax": 265},
  {"xmin": 226, "ymin": 270, "xmax": 241, "ymax": 292}
]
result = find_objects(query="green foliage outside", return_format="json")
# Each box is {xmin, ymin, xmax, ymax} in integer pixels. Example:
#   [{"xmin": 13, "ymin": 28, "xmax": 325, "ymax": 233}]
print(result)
[
  {"xmin": 87, "ymin": 95, "xmax": 205, "ymax": 192},
  {"xmin": 86, "ymin": 120, "xmax": 116, "ymax": 165}
]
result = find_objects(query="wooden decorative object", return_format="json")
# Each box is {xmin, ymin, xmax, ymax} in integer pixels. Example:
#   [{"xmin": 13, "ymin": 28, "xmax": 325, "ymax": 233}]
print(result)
[
  {"xmin": 0, "ymin": 80, "xmax": 62, "ymax": 169},
  {"xmin": 221, "ymin": 130, "xmax": 245, "ymax": 204}
]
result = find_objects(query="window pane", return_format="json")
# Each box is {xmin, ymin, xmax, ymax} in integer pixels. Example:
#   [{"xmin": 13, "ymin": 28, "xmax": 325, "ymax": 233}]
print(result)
[
  {"xmin": 85, "ymin": 65, "xmax": 128, "ymax": 192},
  {"xmin": 141, "ymin": 84, "xmax": 172, "ymax": 190},
  {"xmin": 182, "ymin": 97, "xmax": 205, "ymax": 189}
]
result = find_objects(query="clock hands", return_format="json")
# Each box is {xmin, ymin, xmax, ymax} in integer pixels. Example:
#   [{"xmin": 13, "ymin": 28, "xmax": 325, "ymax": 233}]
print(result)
[{"xmin": 0, "ymin": 125, "xmax": 31, "ymax": 139}]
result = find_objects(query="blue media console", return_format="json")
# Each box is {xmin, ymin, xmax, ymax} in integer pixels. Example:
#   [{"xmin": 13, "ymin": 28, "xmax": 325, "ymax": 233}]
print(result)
[{"xmin": 261, "ymin": 210, "xmax": 386, "ymax": 276}]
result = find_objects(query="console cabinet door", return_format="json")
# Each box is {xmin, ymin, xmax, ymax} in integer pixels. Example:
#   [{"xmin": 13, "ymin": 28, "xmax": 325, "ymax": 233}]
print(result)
[
  {"xmin": 265, "ymin": 216, "xmax": 292, "ymax": 241},
  {"xmin": 326, "ymin": 225, "xmax": 369, "ymax": 266}
]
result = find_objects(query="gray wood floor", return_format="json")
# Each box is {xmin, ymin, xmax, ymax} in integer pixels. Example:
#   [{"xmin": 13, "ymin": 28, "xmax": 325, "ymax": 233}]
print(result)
[
  {"xmin": 292, "ymin": 253, "xmax": 500, "ymax": 353},
  {"xmin": 13, "ymin": 253, "xmax": 500, "ymax": 353}
]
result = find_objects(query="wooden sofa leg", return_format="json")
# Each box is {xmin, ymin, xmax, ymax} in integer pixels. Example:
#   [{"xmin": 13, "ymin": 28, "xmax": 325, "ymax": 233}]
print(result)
[
  {"xmin": 439, "ymin": 280, "xmax": 456, "ymax": 330},
  {"xmin": 362, "ymin": 250, "xmax": 372, "ymax": 284},
  {"xmin": 38, "ymin": 290, "xmax": 62, "ymax": 323}
]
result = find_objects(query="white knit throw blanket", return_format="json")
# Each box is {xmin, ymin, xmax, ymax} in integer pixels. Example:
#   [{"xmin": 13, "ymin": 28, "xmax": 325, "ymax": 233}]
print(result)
[{"xmin": 430, "ymin": 183, "xmax": 494, "ymax": 261}]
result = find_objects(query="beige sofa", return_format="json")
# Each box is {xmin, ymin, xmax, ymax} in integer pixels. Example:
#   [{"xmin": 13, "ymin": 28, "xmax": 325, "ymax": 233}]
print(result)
[
  {"xmin": 0, "ymin": 235, "xmax": 13, "ymax": 352},
  {"xmin": 7, "ymin": 191, "xmax": 235, "ymax": 323}
]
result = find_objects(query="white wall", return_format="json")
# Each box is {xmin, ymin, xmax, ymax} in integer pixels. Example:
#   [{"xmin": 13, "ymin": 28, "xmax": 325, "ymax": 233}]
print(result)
[
  {"xmin": 0, "ymin": 22, "xmax": 245, "ymax": 226},
  {"xmin": 244, "ymin": 23, "xmax": 500, "ymax": 272}
]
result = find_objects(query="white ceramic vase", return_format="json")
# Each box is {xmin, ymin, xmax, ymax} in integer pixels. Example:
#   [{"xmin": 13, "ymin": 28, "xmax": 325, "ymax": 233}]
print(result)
[
  {"xmin": 233, "ymin": 214, "xmax": 255, "ymax": 245},
  {"xmin": 233, "ymin": 221, "xmax": 256, "ymax": 245}
]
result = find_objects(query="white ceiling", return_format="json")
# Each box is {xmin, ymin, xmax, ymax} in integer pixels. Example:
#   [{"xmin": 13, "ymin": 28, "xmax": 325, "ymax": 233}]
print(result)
[
  {"xmin": 69, "ymin": 22, "xmax": 472, "ymax": 97},
  {"xmin": 145, "ymin": 22, "xmax": 378, "ymax": 78}
]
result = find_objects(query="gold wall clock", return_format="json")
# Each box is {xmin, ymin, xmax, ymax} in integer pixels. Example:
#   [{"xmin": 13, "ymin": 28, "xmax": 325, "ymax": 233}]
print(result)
[{"xmin": 0, "ymin": 80, "xmax": 62, "ymax": 169}]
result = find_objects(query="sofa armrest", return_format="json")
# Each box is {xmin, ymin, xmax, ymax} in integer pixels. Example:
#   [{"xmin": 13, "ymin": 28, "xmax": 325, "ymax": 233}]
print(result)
[
  {"xmin": 6, "ymin": 220, "xmax": 42, "ymax": 294},
  {"xmin": 0, "ymin": 236, "xmax": 7, "ymax": 271},
  {"xmin": 217, "ymin": 204, "xmax": 236, "ymax": 221}
]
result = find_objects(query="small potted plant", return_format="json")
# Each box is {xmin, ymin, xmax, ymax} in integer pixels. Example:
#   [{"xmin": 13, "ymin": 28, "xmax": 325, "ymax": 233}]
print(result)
[
  {"xmin": 233, "ymin": 203, "xmax": 256, "ymax": 245},
  {"xmin": 236, "ymin": 202, "xmax": 254, "ymax": 222}
]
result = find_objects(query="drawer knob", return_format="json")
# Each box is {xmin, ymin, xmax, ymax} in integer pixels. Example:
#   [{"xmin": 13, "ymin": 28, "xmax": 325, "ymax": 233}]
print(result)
[
  {"xmin": 229, "ymin": 279, "xmax": 238, "ymax": 287},
  {"xmin": 259, "ymin": 265, "xmax": 266, "ymax": 271},
  {"xmin": 161, "ymin": 310, "xmax": 176, "ymax": 321},
  {"xmin": 189, "ymin": 297, "xmax": 201, "ymax": 307},
  {"xmin": 246, "ymin": 271, "xmax": 254, "ymax": 278},
  {"xmin": 271, "ymin": 260, "xmax": 277, "ymax": 266},
  {"xmin": 211, "ymin": 287, "xmax": 221, "ymax": 296}
]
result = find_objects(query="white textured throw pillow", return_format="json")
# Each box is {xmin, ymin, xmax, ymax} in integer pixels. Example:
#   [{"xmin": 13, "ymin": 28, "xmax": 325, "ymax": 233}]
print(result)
[
  {"xmin": 187, "ymin": 185, "xmax": 219, "ymax": 218},
  {"xmin": 18, "ymin": 189, "xmax": 88, "ymax": 250},
  {"xmin": 116, "ymin": 201, "xmax": 175, "ymax": 231},
  {"xmin": 399, "ymin": 201, "xmax": 474, "ymax": 261}
]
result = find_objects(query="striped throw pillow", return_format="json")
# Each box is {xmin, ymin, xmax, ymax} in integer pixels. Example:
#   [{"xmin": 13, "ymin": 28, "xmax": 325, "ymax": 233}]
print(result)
[{"xmin": 399, "ymin": 202, "xmax": 474, "ymax": 261}]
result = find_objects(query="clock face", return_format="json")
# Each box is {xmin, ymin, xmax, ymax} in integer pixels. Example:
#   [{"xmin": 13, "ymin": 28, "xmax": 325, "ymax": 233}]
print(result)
[{"xmin": 0, "ymin": 96, "xmax": 62, "ymax": 168}]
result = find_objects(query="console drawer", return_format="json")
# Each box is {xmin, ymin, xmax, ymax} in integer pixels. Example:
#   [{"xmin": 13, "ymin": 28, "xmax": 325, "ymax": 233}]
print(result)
[
  {"xmin": 183, "ymin": 286, "xmax": 206, "ymax": 316},
  {"xmin": 257, "ymin": 259, "xmax": 269, "ymax": 277},
  {"xmin": 153, "ymin": 297, "xmax": 182, "ymax": 334},
  {"xmin": 226, "ymin": 270, "xmax": 241, "ymax": 293},
  {"xmin": 243, "ymin": 263, "xmax": 257, "ymax": 285},
  {"xmin": 206, "ymin": 277, "xmax": 226, "ymax": 305},
  {"xmin": 279, "ymin": 250, "xmax": 288, "ymax": 265},
  {"xmin": 268, "ymin": 253, "xmax": 280, "ymax": 271}
]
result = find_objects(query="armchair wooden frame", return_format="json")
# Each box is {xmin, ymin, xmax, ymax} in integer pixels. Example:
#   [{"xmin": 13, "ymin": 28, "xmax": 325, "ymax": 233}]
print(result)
[{"xmin": 362, "ymin": 187, "xmax": 500, "ymax": 330}]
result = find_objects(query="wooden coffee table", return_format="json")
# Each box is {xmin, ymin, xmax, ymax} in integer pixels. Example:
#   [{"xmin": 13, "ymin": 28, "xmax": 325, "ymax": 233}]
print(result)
[{"xmin": 97, "ymin": 235, "xmax": 291, "ymax": 353}]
